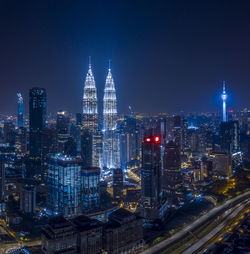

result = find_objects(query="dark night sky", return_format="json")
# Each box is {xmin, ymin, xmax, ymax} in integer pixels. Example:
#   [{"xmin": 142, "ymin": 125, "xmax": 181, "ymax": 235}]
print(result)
[{"xmin": 0, "ymin": 0, "xmax": 249, "ymax": 115}]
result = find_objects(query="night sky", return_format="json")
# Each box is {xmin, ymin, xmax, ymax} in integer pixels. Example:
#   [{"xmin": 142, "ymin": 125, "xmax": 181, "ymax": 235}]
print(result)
[{"xmin": 0, "ymin": 0, "xmax": 250, "ymax": 115}]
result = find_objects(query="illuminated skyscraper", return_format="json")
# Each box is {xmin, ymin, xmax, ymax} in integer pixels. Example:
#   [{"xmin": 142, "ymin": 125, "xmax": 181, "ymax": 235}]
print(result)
[
  {"xmin": 221, "ymin": 81, "xmax": 228, "ymax": 122},
  {"xmin": 46, "ymin": 154, "xmax": 82, "ymax": 217},
  {"xmin": 56, "ymin": 110, "xmax": 70, "ymax": 153},
  {"xmin": 17, "ymin": 93, "xmax": 23, "ymax": 128},
  {"xmin": 82, "ymin": 58, "xmax": 98, "ymax": 132},
  {"xmin": 82, "ymin": 59, "xmax": 101, "ymax": 168},
  {"xmin": 103, "ymin": 64, "xmax": 120, "ymax": 170}
]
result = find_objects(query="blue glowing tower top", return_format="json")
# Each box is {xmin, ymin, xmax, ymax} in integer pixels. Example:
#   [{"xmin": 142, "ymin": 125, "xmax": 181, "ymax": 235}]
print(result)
[
  {"xmin": 17, "ymin": 93, "xmax": 24, "ymax": 128},
  {"xmin": 221, "ymin": 81, "xmax": 227, "ymax": 122}
]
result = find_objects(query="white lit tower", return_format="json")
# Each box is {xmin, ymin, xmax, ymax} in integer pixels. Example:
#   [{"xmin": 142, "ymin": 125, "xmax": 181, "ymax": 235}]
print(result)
[
  {"xmin": 103, "ymin": 63, "xmax": 120, "ymax": 170},
  {"xmin": 83, "ymin": 57, "xmax": 98, "ymax": 132},
  {"xmin": 82, "ymin": 58, "xmax": 101, "ymax": 168},
  {"xmin": 221, "ymin": 81, "xmax": 228, "ymax": 122}
]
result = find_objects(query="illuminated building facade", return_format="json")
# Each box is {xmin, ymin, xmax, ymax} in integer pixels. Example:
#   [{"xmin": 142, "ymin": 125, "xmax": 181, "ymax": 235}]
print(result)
[
  {"xmin": 17, "ymin": 93, "xmax": 24, "ymax": 128},
  {"xmin": 103, "ymin": 66, "xmax": 120, "ymax": 170},
  {"xmin": 120, "ymin": 115, "xmax": 140, "ymax": 169},
  {"xmin": 83, "ymin": 60, "xmax": 98, "ymax": 132},
  {"xmin": 56, "ymin": 110, "xmax": 70, "ymax": 153},
  {"xmin": 81, "ymin": 167, "xmax": 100, "ymax": 213},
  {"xmin": 46, "ymin": 154, "xmax": 82, "ymax": 217},
  {"xmin": 82, "ymin": 60, "xmax": 101, "ymax": 168}
]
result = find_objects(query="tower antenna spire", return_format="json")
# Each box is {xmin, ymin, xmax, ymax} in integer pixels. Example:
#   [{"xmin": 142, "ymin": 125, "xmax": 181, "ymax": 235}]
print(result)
[
  {"xmin": 89, "ymin": 56, "xmax": 91, "ymax": 68},
  {"xmin": 221, "ymin": 80, "xmax": 228, "ymax": 122},
  {"xmin": 108, "ymin": 59, "xmax": 111, "ymax": 71}
]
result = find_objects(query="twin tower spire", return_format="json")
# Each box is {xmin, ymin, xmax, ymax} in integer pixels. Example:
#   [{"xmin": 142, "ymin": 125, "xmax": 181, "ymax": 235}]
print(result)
[
  {"xmin": 82, "ymin": 58, "xmax": 119, "ymax": 169},
  {"xmin": 82, "ymin": 57, "xmax": 117, "ymax": 128}
]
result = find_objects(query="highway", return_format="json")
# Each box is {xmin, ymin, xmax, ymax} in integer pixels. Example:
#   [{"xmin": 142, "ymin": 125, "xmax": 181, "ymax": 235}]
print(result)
[
  {"xmin": 182, "ymin": 200, "xmax": 250, "ymax": 254},
  {"xmin": 141, "ymin": 191, "xmax": 250, "ymax": 254}
]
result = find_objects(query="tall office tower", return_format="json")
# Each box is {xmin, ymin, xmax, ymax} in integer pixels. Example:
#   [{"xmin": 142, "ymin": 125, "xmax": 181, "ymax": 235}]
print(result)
[
  {"xmin": 220, "ymin": 120, "xmax": 240, "ymax": 154},
  {"xmin": 173, "ymin": 115, "xmax": 182, "ymax": 151},
  {"xmin": 3, "ymin": 122, "xmax": 16, "ymax": 146},
  {"xmin": 19, "ymin": 182, "xmax": 36, "ymax": 214},
  {"xmin": 81, "ymin": 167, "xmax": 100, "ymax": 213},
  {"xmin": 41, "ymin": 127, "xmax": 58, "ymax": 159},
  {"xmin": 182, "ymin": 119, "xmax": 188, "ymax": 152},
  {"xmin": 17, "ymin": 93, "xmax": 24, "ymax": 128},
  {"xmin": 163, "ymin": 141, "xmax": 182, "ymax": 206},
  {"xmin": 120, "ymin": 115, "xmax": 140, "ymax": 169},
  {"xmin": 155, "ymin": 118, "xmax": 167, "ymax": 145},
  {"xmin": 56, "ymin": 110, "xmax": 70, "ymax": 153},
  {"xmin": 70, "ymin": 124, "xmax": 81, "ymax": 156},
  {"xmin": 82, "ymin": 60, "xmax": 101, "ymax": 168},
  {"xmin": 29, "ymin": 88, "xmax": 46, "ymax": 157},
  {"xmin": 140, "ymin": 135, "xmax": 162, "ymax": 221},
  {"xmin": 221, "ymin": 81, "xmax": 228, "ymax": 122},
  {"xmin": 46, "ymin": 154, "xmax": 82, "ymax": 217},
  {"xmin": 113, "ymin": 168, "xmax": 123, "ymax": 202},
  {"xmin": 103, "ymin": 65, "xmax": 120, "ymax": 170},
  {"xmin": 15, "ymin": 127, "xmax": 27, "ymax": 154}
]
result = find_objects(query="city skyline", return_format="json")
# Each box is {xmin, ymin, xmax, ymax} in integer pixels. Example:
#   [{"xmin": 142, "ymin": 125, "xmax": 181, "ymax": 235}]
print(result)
[
  {"xmin": 0, "ymin": 2, "xmax": 250, "ymax": 254},
  {"xmin": 0, "ymin": 1, "xmax": 250, "ymax": 115}
]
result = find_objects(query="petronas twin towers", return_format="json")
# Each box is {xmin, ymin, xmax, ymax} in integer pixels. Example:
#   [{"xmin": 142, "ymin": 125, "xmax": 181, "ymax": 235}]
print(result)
[{"xmin": 82, "ymin": 59, "xmax": 120, "ymax": 171}]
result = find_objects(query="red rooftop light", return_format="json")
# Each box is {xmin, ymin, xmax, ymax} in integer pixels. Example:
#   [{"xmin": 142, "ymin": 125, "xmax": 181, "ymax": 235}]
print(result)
[{"xmin": 154, "ymin": 136, "xmax": 160, "ymax": 143}]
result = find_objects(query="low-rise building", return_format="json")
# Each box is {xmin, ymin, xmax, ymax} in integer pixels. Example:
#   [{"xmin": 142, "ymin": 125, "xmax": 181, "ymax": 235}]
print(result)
[
  {"xmin": 103, "ymin": 208, "xmax": 143, "ymax": 254},
  {"xmin": 71, "ymin": 215, "xmax": 103, "ymax": 254},
  {"xmin": 41, "ymin": 215, "xmax": 77, "ymax": 254}
]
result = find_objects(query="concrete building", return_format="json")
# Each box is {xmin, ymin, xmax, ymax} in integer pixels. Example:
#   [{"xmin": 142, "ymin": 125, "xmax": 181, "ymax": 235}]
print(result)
[
  {"xmin": 103, "ymin": 208, "xmax": 143, "ymax": 254},
  {"xmin": 41, "ymin": 216, "xmax": 77, "ymax": 254},
  {"xmin": 71, "ymin": 215, "xmax": 103, "ymax": 254}
]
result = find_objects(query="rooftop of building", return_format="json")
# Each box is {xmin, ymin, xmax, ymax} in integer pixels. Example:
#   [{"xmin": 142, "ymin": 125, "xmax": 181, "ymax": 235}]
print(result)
[
  {"xmin": 71, "ymin": 215, "xmax": 103, "ymax": 232},
  {"xmin": 110, "ymin": 208, "xmax": 133, "ymax": 219},
  {"xmin": 47, "ymin": 153, "xmax": 82, "ymax": 164},
  {"xmin": 103, "ymin": 220, "xmax": 121, "ymax": 230},
  {"xmin": 47, "ymin": 215, "xmax": 73, "ymax": 229}
]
